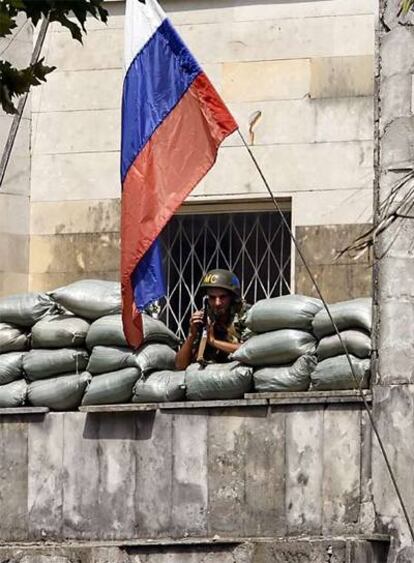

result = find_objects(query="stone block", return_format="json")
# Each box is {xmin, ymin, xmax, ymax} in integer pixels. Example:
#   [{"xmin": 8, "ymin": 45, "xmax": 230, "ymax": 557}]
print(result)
[
  {"xmin": 62, "ymin": 413, "xmax": 101, "ymax": 538},
  {"xmin": 32, "ymin": 69, "xmax": 122, "ymax": 112},
  {"xmin": 0, "ymin": 194, "xmax": 30, "ymax": 235},
  {"xmin": 295, "ymin": 263, "xmax": 372, "ymax": 302},
  {"xmin": 178, "ymin": 15, "xmax": 374, "ymax": 65},
  {"xmin": 295, "ymin": 224, "xmax": 372, "ymax": 266},
  {"xmin": 0, "ymin": 272, "xmax": 28, "ymax": 296},
  {"xmin": 134, "ymin": 411, "xmax": 173, "ymax": 537},
  {"xmin": 232, "ymin": 0, "xmax": 376, "ymax": 20},
  {"xmin": 227, "ymin": 96, "xmax": 373, "ymax": 148},
  {"xmin": 1, "ymin": 152, "xmax": 31, "ymax": 196},
  {"xmin": 32, "ymin": 109, "xmax": 120, "ymax": 155},
  {"xmin": 381, "ymin": 117, "xmax": 414, "ymax": 171},
  {"xmin": 381, "ymin": 26, "xmax": 414, "ymax": 79},
  {"xmin": 28, "ymin": 271, "xmax": 119, "ymax": 293},
  {"xmin": 255, "ymin": 140, "xmax": 373, "ymax": 192},
  {"xmin": 379, "ymin": 256, "xmax": 414, "ymax": 299},
  {"xmin": 171, "ymin": 413, "xmax": 208, "ymax": 536},
  {"xmin": 322, "ymin": 405, "xmax": 361, "ymax": 534},
  {"xmin": 285, "ymin": 407, "xmax": 324, "ymax": 534},
  {"xmin": 201, "ymin": 141, "xmax": 373, "ymax": 199},
  {"xmin": 372, "ymin": 385, "xmax": 414, "ymax": 544},
  {"xmin": 380, "ymin": 74, "xmax": 413, "ymax": 131},
  {"xmin": 377, "ymin": 299, "xmax": 414, "ymax": 385},
  {"xmin": 294, "ymin": 188, "xmax": 373, "ymax": 227},
  {"xmin": 93, "ymin": 414, "xmax": 138, "ymax": 538},
  {"xmin": 28, "ymin": 413, "xmax": 64, "ymax": 539},
  {"xmin": 44, "ymin": 28, "xmax": 123, "ymax": 71},
  {"xmin": 244, "ymin": 407, "xmax": 286, "ymax": 536},
  {"xmin": 30, "ymin": 199, "xmax": 120, "ymax": 236},
  {"xmin": 0, "ymin": 115, "xmax": 30, "ymax": 158},
  {"xmin": 222, "ymin": 59, "xmax": 311, "ymax": 103},
  {"xmin": 0, "ymin": 233, "xmax": 29, "ymax": 273},
  {"xmin": 0, "ymin": 419, "xmax": 28, "ymax": 540},
  {"xmin": 29, "ymin": 233, "xmax": 120, "ymax": 275},
  {"xmin": 31, "ymin": 152, "xmax": 120, "ymax": 202},
  {"xmin": 310, "ymin": 55, "xmax": 374, "ymax": 99},
  {"xmin": 207, "ymin": 409, "xmax": 246, "ymax": 534}
]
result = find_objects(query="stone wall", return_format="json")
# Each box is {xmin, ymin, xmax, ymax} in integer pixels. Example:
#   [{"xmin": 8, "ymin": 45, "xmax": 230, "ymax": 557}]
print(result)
[
  {"xmin": 29, "ymin": 0, "xmax": 376, "ymax": 297},
  {"xmin": 0, "ymin": 15, "xmax": 32, "ymax": 296},
  {"xmin": 0, "ymin": 404, "xmax": 373, "ymax": 543},
  {"xmin": 373, "ymin": 1, "xmax": 414, "ymax": 561},
  {"xmin": 0, "ymin": 538, "xmax": 390, "ymax": 563}
]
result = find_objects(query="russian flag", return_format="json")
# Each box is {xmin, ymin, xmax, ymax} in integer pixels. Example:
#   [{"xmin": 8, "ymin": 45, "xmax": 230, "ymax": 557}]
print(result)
[{"xmin": 121, "ymin": 0, "xmax": 238, "ymax": 348}]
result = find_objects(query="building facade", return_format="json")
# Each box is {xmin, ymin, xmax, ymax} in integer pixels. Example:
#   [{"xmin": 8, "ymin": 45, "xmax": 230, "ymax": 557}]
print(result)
[{"xmin": 1, "ymin": 0, "xmax": 375, "ymax": 322}]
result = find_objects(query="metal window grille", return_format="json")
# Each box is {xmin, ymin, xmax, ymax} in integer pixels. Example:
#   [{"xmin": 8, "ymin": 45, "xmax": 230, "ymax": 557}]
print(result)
[{"xmin": 159, "ymin": 208, "xmax": 292, "ymax": 339}]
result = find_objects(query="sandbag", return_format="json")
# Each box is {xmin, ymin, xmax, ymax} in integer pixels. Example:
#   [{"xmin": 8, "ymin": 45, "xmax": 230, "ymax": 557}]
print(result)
[
  {"xmin": 87, "ymin": 346, "xmax": 133, "ymax": 375},
  {"xmin": 140, "ymin": 314, "xmax": 180, "ymax": 347},
  {"xmin": 28, "ymin": 372, "xmax": 91, "ymax": 411},
  {"xmin": 0, "ymin": 293, "xmax": 56, "ymax": 327},
  {"xmin": 86, "ymin": 314, "xmax": 178, "ymax": 349},
  {"xmin": 81, "ymin": 367, "xmax": 139, "ymax": 405},
  {"xmin": 231, "ymin": 329, "xmax": 316, "ymax": 367},
  {"xmin": 253, "ymin": 354, "xmax": 317, "ymax": 392},
  {"xmin": 312, "ymin": 298, "xmax": 372, "ymax": 339},
  {"xmin": 0, "ymin": 379, "xmax": 27, "ymax": 407},
  {"xmin": 317, "ymin": 330, "xmax": 371, "ymax": 361},
  {"xmin": 132, "ymin": 370, "xmax": 186, "ymax": 403},
  {"xmin": 311, "ymin": 355, "xmax": 370, "ymax": 390},
  {"xmin": 49, "ymin": 280, "xmax": 121, "ymax": 320},
  {"xmin": 0, "ymin": 323, "xmax": 28, "ymax": 353},
  {"xmin": 185, "ymin": 361, "xmax": 253, "ymax": 400},
  {"xmin": 128, "ymin": 343, "xmax": 176, "ymax": 375},
  {"xmin": 86, "ymin": 315, "xmax": 126, "ymax": 348},
  {"xmin": 246, "ymin": 295, "xmax": 322, "ymax": 333},
  {"xmin": 23, "ymin": 348, "xmax": 89, "ymax": 381},
  {"xmin": 32, "ymin": 314, "xmax": 90, "ymax": 348},
  {"xmin": 0, "ymin": 352, "xmax": 25, "ymax": 385}
]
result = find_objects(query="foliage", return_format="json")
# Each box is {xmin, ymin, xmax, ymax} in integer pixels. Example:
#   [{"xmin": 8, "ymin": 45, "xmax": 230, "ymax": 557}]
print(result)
[
  {"xmin": 400, "ymin": 0, "xmax": 414, "ymax": 13},
  {"xmin": 0, "ymin": 0, "xmax": 108, "ymax": 114}
]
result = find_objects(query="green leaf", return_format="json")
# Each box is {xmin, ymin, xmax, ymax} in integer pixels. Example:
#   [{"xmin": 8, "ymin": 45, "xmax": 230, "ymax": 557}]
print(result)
[
  {"xmin": 0, "ymin": 59, "xmax": 55, "ymax": 114},
  {"xmin": 0, "ymin": 9, "xmax": 17, "ymax": 38}
]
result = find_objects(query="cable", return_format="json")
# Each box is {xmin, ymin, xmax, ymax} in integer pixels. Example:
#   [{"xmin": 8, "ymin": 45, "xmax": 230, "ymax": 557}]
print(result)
[{"xmin": 237, "ymin": 128, "xmax": 414, "ymax": 543}]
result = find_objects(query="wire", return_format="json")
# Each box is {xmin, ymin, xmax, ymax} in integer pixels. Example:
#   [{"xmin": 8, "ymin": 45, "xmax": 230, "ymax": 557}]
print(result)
[{"xmin": 237, "ymin": 128, "xmax": 414, "ymax": 543}]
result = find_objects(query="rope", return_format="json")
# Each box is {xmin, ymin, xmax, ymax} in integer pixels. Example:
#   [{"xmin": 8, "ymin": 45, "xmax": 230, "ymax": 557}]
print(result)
[{"xmin": 238, "ymin": 128, "xmax": 414, "ymax": 542}]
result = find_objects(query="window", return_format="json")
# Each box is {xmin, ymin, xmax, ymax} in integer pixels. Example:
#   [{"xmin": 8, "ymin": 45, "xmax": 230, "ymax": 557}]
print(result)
[{"xmin": 159, "ymin": 202, "xmax": 292, "ymax": 339}]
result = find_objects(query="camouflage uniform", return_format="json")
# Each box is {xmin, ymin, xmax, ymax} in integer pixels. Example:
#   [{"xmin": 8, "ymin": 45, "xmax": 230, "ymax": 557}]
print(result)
[{"xmin": 191, "ymin": 301, "xmax": 250, "ymax": 364}]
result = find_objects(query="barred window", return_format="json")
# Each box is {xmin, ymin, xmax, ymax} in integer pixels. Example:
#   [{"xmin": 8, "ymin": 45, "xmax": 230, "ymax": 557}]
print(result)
[{"xmin": 159, "ymin": 202, "xmax": 292, "ymax": 340}]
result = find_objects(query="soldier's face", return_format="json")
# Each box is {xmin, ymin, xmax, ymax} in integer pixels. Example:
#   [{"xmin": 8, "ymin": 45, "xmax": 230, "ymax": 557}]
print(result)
[{"xmin": 207, "ymin": 288, "xmax": 232, "ymax": 316}]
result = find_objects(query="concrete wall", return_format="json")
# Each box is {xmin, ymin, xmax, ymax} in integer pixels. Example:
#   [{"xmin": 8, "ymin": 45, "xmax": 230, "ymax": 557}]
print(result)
[
  {"xmin": 373, "ymin": 1, "xmax": 414, "ymax": 561},
  {"xmin": 0, "ymin": 16, "xmax": 32, "ymax": 296},
  {"xmin": 29, "ymin": 0, "xmax": 376, "ymax": 299},
  {"xmin": 0, "ymin": 404, "xmax": 374, "ymax": 544}
]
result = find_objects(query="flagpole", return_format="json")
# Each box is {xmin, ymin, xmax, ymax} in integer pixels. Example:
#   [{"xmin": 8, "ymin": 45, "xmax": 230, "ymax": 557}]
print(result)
[
  {"xmin": 0, "ymin": 15, "xmax": 50, "ymax": 189},
  {"xmin": 237, "ymin": 127, "xmax": 414, "ymax": 543}
]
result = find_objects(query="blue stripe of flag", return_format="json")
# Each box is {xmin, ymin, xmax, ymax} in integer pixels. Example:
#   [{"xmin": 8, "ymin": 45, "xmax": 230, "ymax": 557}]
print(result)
[{"xmin": 121, "ymin": 18, "xmax": 202, "ymax": 182}]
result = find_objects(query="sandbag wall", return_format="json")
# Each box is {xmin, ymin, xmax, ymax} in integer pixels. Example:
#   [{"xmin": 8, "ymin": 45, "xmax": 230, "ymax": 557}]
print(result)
[
  {"xmin": 0, "ymin": 281, "xmax": 180, "ymax": 409},
  {"xmin": 0, "ymin": 280, "xmax": 373, "ymax": 409},
  {"xmin": 231, "ymin": 295, "xmax": 372, "ymax": 394}
]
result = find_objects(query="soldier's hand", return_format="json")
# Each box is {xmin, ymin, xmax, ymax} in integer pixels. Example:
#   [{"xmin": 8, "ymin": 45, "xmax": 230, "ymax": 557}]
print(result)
[{"xmin": 189, "ymin": 310, "xmax": 204, "ymax": 338}]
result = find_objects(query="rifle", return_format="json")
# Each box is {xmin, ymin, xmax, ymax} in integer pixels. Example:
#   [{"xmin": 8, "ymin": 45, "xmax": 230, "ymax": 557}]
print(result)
[{"xmin": 196, "ymin": 295, "xmax": 209, "ymax": 367}]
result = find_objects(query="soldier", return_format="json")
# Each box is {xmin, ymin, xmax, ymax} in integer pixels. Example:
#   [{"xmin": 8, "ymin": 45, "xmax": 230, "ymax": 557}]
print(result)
[{"xmin": 175, "ymin": 269, "xmax": 247, "ymax": 369}]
